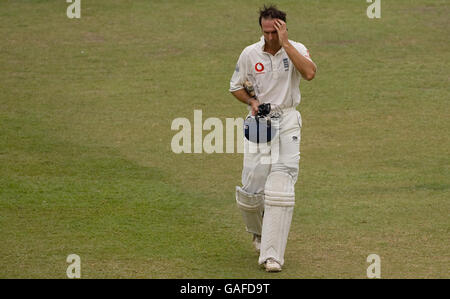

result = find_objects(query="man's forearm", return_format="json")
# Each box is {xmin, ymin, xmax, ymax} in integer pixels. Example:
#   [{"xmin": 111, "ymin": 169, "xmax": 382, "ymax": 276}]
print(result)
[
  {"xmin": 231, "ymin": 89, "xmax": 259, "ymax": 115},
  {"xmin": 231, "ymin": 88, "xmax": 256, "ymax": 105},
  {"xmin": 283, "ymin": 42, "xmax": 316, "ymax": 81}
]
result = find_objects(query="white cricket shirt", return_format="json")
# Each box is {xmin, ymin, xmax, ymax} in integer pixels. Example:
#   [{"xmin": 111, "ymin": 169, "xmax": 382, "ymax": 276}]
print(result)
[{"xmin": 230, "ymin": 36, "xmax": 312, "ymax": 109}]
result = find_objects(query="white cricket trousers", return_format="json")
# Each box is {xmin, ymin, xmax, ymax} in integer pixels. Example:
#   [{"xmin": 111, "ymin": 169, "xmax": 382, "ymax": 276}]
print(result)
[
  {"xmin": 242, "ymin": 108, "xmax": 301, "ymax": 194},
  {"xmin": 240, "ymin": 108, "xmax": 302, "ymax": 266}
]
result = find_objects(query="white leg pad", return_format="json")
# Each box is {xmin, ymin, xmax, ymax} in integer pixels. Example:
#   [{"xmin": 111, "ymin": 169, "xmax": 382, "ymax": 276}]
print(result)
[
  {"xmin": 258, "ymin": 172, "xmax": 295, "ymax": 266},
  {"xmin": 236, "ymin": 186, "xmax": 264, "ymax": 236}
]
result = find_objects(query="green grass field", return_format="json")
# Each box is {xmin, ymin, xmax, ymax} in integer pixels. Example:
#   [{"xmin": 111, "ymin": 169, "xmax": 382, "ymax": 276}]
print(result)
[{"xmin": 0, "ymin": 0, "xmax": 448, "ymax": 278}]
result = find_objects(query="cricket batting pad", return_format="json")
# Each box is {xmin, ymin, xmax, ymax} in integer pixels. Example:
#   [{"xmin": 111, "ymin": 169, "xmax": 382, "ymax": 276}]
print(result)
[
  {"xmin": 259, "ymin": 172, "xmax": 295, "ymax": 266},
  {"xmin": 236, "ymin": 186, "xmax": 264, "ymax": 236}
]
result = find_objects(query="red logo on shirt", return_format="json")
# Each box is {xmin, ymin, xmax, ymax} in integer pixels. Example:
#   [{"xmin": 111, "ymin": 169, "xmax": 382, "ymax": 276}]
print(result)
[{"xmin": 255, "ymin": 62, "xmax": 264, "ymax": 72}]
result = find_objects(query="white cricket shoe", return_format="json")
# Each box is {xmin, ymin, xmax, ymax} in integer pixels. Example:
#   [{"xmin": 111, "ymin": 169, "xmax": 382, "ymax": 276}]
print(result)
[
  {"xmin": 264, "ymin": 258, "xmax": 282, "ymax": 272},
  {"xmin": 252, "ymin": 234, "xmax": 261, "ymax": 253}
]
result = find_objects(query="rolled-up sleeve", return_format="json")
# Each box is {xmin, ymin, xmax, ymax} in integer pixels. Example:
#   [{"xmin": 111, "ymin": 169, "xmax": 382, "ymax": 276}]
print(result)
[
  {"xmin": 290, "ymin": 42, "xmax": 315, "ymax": 78},
  {"xmin": 292, "ymin": 42, "xmax": 313, "ymax": 62},
  {"xmin": 229, "ymin": 50, "xmax": 247, "ymax": 92}
]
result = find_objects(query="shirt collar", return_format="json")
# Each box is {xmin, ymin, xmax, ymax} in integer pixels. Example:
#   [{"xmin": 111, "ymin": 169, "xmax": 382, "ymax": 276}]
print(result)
[
  {"xmin": 258, "ymin": 35, "xmax": 284, "ymax": 55},
  {"xmin": 258, "ymin": 36, "xmax": 265, "ymax": 51}
]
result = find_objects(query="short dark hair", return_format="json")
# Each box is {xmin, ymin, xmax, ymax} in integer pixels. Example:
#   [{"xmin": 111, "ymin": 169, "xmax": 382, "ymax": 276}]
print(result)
[{"xmin": 258, "ymin": 4, "xmax": 287, "ymax": 27}]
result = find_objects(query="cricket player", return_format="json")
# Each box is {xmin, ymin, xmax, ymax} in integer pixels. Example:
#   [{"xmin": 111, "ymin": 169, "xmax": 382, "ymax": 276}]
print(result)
[{"xmin": 229, "ymin": 5, "xmax": 316, "ymax": 272}]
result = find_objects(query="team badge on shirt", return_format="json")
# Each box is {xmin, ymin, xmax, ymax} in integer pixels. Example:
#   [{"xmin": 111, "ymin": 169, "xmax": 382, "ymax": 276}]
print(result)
[{"xmin": 283, "ymin": 58, "xmax": 289, "ymax": 71}]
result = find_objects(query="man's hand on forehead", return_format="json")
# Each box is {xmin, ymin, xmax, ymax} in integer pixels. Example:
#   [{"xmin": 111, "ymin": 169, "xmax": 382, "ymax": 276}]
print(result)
[
  {"xmin": 274, "ymin": 18, "xmax": 285, "ymax": 25},
  {"xmin": 273, "ymin": 18, "xmax": 288, "ymax": 45},
  {"xmin": 273, "ymin": 18, "xmax": 287, "ymax": 30}
]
